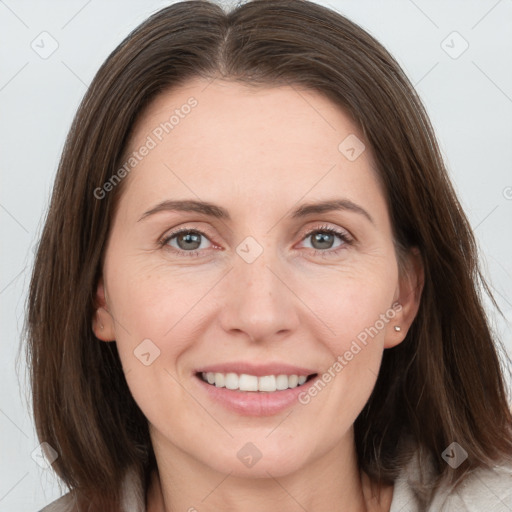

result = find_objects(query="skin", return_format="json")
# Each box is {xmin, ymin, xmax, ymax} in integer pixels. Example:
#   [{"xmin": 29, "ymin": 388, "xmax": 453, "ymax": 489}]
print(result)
[{"xmin": 93, "ymin": 77, "xmax": 423, "ymax": 512}]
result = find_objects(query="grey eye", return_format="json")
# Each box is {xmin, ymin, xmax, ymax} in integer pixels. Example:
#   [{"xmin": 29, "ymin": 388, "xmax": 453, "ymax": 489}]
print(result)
[
  {"xmin": 167, "ymin": 230, "xmax": 211, "ymax": 251},
  {"xmin": 310, "ymin": 232, "xmax": 336, "ymax": 250}
]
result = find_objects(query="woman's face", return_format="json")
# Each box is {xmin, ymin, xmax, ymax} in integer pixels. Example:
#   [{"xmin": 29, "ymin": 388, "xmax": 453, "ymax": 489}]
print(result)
[{"xmin": 94, "ymin": 78, "xmax": 421, "ymax": 479}]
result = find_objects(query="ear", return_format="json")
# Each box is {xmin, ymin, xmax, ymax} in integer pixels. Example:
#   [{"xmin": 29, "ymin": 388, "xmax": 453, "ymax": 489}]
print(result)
[
  {"xmin": 384, "ymin": 247, "xmax": 424, "ymax": 349},
  {"xmin": 92, "ymin": 276, "xmax": 116, "ymax": 342}
]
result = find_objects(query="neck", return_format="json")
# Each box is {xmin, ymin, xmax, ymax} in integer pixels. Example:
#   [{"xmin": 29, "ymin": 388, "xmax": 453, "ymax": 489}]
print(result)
[{"xmin": 146, "ymin": 429, "xmax": 393, "ymax": 512}]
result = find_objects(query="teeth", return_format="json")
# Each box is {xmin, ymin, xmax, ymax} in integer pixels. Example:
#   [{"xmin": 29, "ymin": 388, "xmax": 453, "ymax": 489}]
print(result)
[
  {"xmin": 200, "ymin": 372, "xmax": 311, "ymax": 392},
  {"xmin": 289, "ymin": 375, "xmax": 298, "ymax": 388},
  {"xmin": 239, "ymin": 373, "xmax": 259, "ymax": 391},
  {"xmin": 276, "ymin": 374, "xmax": 289, "ymax": 390},
  {"xmin": 225, "ymin": 372, "xmax": 238, "ymax": 390},
  {"xmin": 214, "ymin": 372, "xmax": 225, "ymax": 387}
]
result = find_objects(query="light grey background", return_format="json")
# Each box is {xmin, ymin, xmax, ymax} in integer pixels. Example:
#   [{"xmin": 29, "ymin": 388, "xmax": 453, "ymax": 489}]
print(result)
[{"xmin": 1, "ymin": 0, "xmax": 511, "ymax": 510}]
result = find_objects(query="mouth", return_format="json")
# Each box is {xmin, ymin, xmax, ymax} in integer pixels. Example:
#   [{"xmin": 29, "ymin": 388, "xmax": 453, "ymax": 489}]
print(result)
[{"xmin": 195, "ymin": 371, "xmax": 318, "ymax": 392}]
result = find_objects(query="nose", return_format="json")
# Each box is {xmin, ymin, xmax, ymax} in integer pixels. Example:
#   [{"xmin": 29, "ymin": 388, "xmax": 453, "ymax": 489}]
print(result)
[{"xmin": 217, "ymin": 247, "xmax": 300, "ymax": 343}]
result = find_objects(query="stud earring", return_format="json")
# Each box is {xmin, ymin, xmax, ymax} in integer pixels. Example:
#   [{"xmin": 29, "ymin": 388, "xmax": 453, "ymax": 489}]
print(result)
[
  {"xmin": 100, "ymin": 324, "xmax": 104, "ymax": 330},
  {"xmin": 394, "ymin": 326, "xmax": 401, "ymax": 332}
]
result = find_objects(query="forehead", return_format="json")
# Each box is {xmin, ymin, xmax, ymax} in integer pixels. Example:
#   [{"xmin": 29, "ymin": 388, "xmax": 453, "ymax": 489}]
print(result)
[
  {"xmin": 119, "ymin": 77, "xmax": 385, "ymax": 218},
  {"xmin": 133, "ymin": 77, "xmax": 364, "ymax": 155}
]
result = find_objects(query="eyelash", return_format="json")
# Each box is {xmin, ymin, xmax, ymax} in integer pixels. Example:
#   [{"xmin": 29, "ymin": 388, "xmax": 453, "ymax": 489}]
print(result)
[{"xmin": 158, "ymin": 224, "xmax": 354, "ymax": 259}]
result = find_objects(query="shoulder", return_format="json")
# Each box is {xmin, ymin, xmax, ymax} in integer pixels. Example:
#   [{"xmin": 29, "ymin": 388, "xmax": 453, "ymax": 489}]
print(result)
[
  {"xmin": 38, "ymin": 466, "xmax": 146, "ymax": 512},
  {"xmin": 428, "ymin": 461, "xmax": 512, "ymax": 511},
  {"xmin": 38, "ymin": 491, "xmax": 77, "ymax": 512},
  {"xmin": 390, "ymin": 446, "xmax": 512, "ymax": 512}
]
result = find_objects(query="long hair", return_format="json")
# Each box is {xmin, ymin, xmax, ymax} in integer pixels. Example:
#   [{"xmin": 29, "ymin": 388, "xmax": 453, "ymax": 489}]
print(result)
[{"xmin": 24, "ymin": 0, "xmax": 512, "ymax": 509}]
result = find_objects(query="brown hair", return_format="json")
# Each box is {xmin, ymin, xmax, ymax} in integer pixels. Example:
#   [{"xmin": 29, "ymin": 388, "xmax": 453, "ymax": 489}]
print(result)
[{"xmin": 25, "ymin": 0, "xmax": 512, "ymax": 509}]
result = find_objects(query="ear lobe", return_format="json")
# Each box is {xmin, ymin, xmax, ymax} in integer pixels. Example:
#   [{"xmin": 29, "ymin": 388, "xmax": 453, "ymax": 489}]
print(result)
[
  {"xmin": 92, "ymin": 277, "xmax": 116, "ymax": 342},
  {"xmin": 385, "ymin": 247, "xmax": 424, "ymax": 349}
]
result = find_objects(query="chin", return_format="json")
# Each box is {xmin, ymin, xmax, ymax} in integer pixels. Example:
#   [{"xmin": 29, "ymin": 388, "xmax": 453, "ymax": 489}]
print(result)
[{"xmin": 204, "ymin": 442, "xmax": 310, "ymax": 479}]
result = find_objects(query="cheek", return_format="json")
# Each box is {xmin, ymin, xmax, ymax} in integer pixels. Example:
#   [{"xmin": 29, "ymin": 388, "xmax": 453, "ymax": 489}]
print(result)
[
  {"xmin": 106, "ymin": 268, "xmax": 198, "ymax": 440},
  {"xmin": 103, "ymin": 259, "xmax": 223, "ymax": 416},
  {"xmin": 300, "ymin": 264, "xmax": 397, "ymax": 350},
  {"xmin": 106, "ymin": 253, "xmax": 210, "ymax": 345},
  {"xmin": 297, "ymin": 265, "xmax": 398, "ymax": 406}
]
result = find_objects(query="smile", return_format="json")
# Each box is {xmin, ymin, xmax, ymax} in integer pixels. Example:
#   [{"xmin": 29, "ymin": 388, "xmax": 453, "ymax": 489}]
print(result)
[{"xmin": 198, "ymin": 372, "xmax": 317, "ymax": 392}]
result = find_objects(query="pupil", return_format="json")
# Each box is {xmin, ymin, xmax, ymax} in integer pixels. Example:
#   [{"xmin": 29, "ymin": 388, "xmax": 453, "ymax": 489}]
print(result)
[
  {"xmin": 178, "ymin": 231, "xmax": 201, "ymax": 250},
  {"xmin": 312, "ymin": 232, "xmax": 333, "ymax": 250}
]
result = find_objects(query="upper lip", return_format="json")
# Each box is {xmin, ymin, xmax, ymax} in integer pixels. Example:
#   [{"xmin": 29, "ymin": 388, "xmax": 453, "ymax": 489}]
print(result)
[{"xmin": 195, "ymin": 362, "xmax": 318, "ymax": 377}]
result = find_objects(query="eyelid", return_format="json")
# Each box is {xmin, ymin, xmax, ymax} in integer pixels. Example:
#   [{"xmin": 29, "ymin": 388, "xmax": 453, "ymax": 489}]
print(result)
[
  {"xmin": 296, "ymin": 222, "xmax": 353, "ymax": 242},
  {"xmin": 158, "ymin": 223, "xmax": 217, "ymax": 246}
]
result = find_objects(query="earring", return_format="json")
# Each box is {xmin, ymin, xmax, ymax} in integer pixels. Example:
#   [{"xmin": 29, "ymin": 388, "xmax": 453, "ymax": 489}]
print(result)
[
  {"xmin": 394, "ymin": 326, "xmax": 401, "ymax": 332},
  {"xmin": 100, "ymin": 324, "xmax": 104, "ymax": 330}
]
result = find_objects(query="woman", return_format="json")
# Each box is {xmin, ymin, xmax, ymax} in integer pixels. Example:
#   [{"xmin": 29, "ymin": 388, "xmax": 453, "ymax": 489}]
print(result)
[{"xmin": 26, "ymin": 0, "xmax": 512, "ymax": 511}]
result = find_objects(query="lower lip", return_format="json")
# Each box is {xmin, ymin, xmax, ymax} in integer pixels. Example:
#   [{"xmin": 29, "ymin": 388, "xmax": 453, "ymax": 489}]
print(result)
[{"xmin": 194, "ymin": 374, "xmax": 319, "ymax": 416}]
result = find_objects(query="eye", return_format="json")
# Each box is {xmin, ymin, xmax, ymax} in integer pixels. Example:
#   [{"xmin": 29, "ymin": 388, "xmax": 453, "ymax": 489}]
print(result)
[
  {"xmin": 298, "ymin": 224, "xmax": 353, "ymax": 255},
  {"xmin": 160, "ymin": 228, "xmax": 213, "ymax": 257},
  {"xmin": 158, "ymin": 224, "xmax": 353, "ymax": 258}
]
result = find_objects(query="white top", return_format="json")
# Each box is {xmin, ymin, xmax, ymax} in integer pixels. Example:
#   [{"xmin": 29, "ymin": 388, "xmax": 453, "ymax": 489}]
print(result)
[
  {"xmin": 40, "ymin": 450, "xmax": 512, "ymax": 511},
  {"xmin": 388, "ymin": 447, "xmax": 512, "ymax": 511}
]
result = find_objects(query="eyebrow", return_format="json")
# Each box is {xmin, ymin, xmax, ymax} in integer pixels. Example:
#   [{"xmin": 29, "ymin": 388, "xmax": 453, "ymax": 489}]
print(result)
[{"xmin": 138, "ymin": 198, "xmax": 374, "ymax": 224}]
